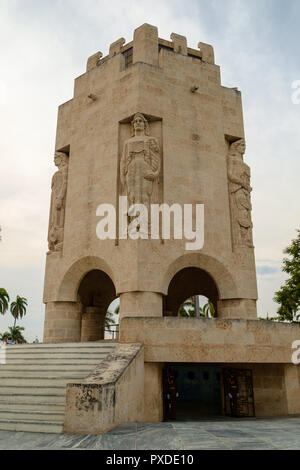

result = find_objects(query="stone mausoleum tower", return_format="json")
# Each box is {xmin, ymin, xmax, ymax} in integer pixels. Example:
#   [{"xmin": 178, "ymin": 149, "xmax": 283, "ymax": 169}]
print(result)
[
  {"xmin": 42, "ymin": 25, "xmax": 300, "ymax": 433},
  {"xmin": 44, "ymin": 24, "xmax": 258, "ymax": 341}
]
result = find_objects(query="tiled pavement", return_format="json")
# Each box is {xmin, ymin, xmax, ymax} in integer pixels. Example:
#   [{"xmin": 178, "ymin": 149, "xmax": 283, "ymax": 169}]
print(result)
[{"xmin": 0, "ymin": 417, "xmax": 299, "ymax": 450}]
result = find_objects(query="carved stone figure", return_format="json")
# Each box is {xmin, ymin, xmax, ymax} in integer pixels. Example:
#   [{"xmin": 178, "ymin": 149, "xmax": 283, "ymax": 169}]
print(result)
[
  {"xmin": 227, "ymin": 139, "xmax": 253, "ymax": 248},
  {"xmin": 48, "ymin": 152, "xmax": 69, "ymax": 253},
  {"xmin": 120, "ymin": 113, "xmax": 161, "ymax": 212}
]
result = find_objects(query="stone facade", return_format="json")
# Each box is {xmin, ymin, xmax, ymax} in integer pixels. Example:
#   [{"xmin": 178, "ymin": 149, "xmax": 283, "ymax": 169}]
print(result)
[{"xmin": 43, "ymin": 24, "xmax": 300, "ymax": 428}]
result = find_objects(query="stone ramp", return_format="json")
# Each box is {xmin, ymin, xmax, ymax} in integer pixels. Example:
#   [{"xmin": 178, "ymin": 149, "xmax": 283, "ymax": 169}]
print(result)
[{"xmin": 0, "ymin": 342, "xmax": 117, "ymax": 433}]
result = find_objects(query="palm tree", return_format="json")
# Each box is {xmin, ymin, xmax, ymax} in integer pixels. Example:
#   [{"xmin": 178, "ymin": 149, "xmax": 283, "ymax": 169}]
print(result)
[
  {"xmin": 179, "ymin": 298, "xmax": 216, "ymax": 318},
  {"xmin": 179, "ymin": 298, "xmax": 197, "ymax": 317},
  {"xmin": 0, "ymin": 326, "xmax": 26, "ymax": 344},
  {"xmin": 105, "ymin": 303, "xmax": 120, "ymax": 330},
  {"xmin": 0, "ymin": 288, "xmax": 10, "ymax": 315},
  {"xmin": 105, "ymin": 310, "xmax": 116, "ymax": 330},
  {"xmin": 203, "ymin": 301, "xmax": 216, "ymax": 318},
  {"xmin": 10, "ymin": 296, "xmax": 28, "ymax": 327}
]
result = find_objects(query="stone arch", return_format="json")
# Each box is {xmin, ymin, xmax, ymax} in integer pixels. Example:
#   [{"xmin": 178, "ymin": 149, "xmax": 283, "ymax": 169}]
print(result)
[
  {"xmin": 57, "ymin": 256, "xmax": 116, "ymax": 302},
  {"xmin": 165, "ymin": 267, "xmax": 219, "ymax": 317},
  {"xmin": 78, "ymin": 269, "xmax": 117, "ymax": 342},
  {"xmin": 161, "ymin": 253, "xmax": 238, "ymax": 299}
]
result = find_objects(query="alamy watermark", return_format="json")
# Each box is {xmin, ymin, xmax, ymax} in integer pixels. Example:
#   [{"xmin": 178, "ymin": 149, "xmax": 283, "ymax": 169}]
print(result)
[
  {"xmin": 96, "ymin": 197, "xmax": 204, "ymax": 251},
  {"xmin": 291, "ymin": 80, "xmax": 300, "ymax": 104},
  {"xmin": 292, "ymin": 341, "xmax": 300, "ymax": 365}
]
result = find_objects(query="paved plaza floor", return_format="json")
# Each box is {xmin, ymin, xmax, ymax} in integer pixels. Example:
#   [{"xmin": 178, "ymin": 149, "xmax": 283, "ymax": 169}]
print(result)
[{"xmin": 0, "ymin": 417, "xmax": 299, "ymax": 450}]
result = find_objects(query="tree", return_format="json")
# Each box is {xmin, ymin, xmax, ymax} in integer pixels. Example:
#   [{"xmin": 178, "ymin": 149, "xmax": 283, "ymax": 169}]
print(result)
[
  {"xmin": 105, "ymin": 310, "xmax": 116, "ymax": 330},
  {"xmin": 179, "ymin": 297, "xmax": 216, "ymax": 318},
  {"xmin": 105, "ymin": 304, "xmax": 120, "ymax": 330},
  {"xmin": 0, "ymin": 288, "xmax": 10, "ymax": 315},
  {"xmin": 179, "ymin": 298, "xmax": 197, "ymax": 317},
  {"xmin": 274, "ymin": 230, "xmax": 300, "ymax": 322},
  {"xmin": 10, "ymin": 296, "xmax": 28, "ymax": 327},
  {"xmin": 0, "ymin": 326, "xmax": 26, "ymax": 344},
  {"xmin": 203, "ymin": 300, "xmax": 216, "ymax": 319}
]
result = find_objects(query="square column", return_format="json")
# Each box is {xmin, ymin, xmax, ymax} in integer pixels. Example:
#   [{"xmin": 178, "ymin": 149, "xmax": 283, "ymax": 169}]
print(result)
[
  {"xmin": 43, "ymin": 302, "xmax": 81, "ymax": 343},
  {"xmin": 133, "ymin": 24, "xmax": 159, "ymax": 67},
  {"xmin": 119, "ymin": 292, "xmax": 163, "ymax": 320}
]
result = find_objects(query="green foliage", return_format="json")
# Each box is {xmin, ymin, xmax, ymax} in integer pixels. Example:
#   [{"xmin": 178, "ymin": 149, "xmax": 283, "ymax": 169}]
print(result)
[
  {"xmin": 0, "ymin": 288, "xmax": 10, "ymax": 315},
  {"xmin": 106, "ymin": 303, "xmax": 120, "ymax": 330},
  {"xmin": 274, "ymin": 230, "xmax": 300, "ymax": 322},
  {"xmin": 179, "ymin": 297, "xmax": 216, "ymax": 318},
  {"xmin": 10, "ymin": 296, "xmax": 28, "ymax": 327},
  {"xmin": 179, "ymin": 298, "xmax": 196, "ymax": 317},
  {"xmin": 0, "ymin": 326, "xmax": 26, "ymax": 343},
  {"xmin": 203, "ymin": 300, "xmax": 216, "ymax": 318}
]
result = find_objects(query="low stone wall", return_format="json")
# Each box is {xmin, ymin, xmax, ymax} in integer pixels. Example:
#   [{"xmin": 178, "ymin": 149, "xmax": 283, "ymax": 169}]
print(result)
[
  {"xmin": 120, "ymin": 317, "xmax": 300, "ymax": 364},
  {"xmin": 64, "ymin": 343, "xmax": 144, "ymax": 434}
]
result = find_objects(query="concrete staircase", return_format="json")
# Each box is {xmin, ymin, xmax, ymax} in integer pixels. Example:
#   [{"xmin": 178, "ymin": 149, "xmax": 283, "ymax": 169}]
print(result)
[{"xmin": 0, "ymin": 341, "xmax": 116, "ymax": 433}]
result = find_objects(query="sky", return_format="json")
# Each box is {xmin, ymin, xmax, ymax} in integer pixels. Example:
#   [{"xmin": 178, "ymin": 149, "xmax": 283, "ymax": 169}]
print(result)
[{"xmin": 0, "ymin": 0, "xmax": 299, "ymax": 341}]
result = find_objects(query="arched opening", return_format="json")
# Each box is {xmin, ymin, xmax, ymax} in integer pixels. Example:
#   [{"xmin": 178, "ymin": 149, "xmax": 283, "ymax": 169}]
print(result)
[
  {"xmin": 164, "ymin": 267, "xmax": 219, "ymax": 317},
  {"xmin": 78, "ymin": 270, "xmax": 116, "ymax": 342},
  {"xmin": 163, "ymin": 267, "xmax": 222, "ymax": 420}
]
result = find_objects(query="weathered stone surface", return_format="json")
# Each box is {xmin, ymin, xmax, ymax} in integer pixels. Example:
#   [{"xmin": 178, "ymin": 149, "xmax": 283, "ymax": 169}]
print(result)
[
  {"xmin": 120, "ymin": 317, "xmax": 300, "ymax": 365},
  {"xmin": 64, "ymin": 344, "xmax": 144, "ymax": 434}
]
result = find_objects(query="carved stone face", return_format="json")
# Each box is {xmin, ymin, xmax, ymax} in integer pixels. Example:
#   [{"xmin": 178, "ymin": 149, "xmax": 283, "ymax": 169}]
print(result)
[
  {"xmin": 133, "ymin": 116, "xmax": 145, "ymax": 133},
  {"xmin": 237, "ymin": 140, "xmax": 246, "ymax": 154},
  {"xmin": 54, "ymin": 153, "xmax": 66, "ymax": 168},
  {"xmin": 54, "ymin": 154, "xmax": 62, "ymax": 168}
]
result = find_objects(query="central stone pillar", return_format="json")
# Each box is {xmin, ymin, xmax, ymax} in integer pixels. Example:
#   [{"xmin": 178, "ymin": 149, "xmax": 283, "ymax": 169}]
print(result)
[
  {"xmin": 217, "ymin": 299, "xmax": 257, "ymax": 320},
  {"xmin": 120, "ymin": 292, "xmax": 163, "ymax": 320},
  {"xmin": 81, "ymin": 307, "xmax": 106, "ymax": 342}
]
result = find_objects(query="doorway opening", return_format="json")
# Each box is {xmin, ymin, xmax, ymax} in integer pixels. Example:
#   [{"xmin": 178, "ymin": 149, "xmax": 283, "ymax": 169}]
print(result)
[{"xmin": 163, "ymin": 364, "xmax": 222, "ymax": 421}]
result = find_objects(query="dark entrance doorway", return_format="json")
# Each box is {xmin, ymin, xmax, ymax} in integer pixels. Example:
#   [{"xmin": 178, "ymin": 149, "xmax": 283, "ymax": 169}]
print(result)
[
  {"xmin": 223, "ymin": 368, "xmax": 255, "ymax": 417},
  {"xmin": 164, "ymin": 364, "xmax": 222, "ymax": 421}
]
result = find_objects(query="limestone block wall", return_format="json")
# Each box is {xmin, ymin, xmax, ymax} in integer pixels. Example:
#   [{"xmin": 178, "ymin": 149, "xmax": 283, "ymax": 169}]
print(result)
[
  {"xmin": 64, "ymin": 344, "xmax": 144, "ymax": 434},
  {"xmin": 120, "ymin": 317, "xmax": 300, "ymax": 365},
  {"xmin": 284, "ymin": 364, "xmax": 300, "ymax": 415},
  {"xmin": 144, "ymin": 363, "xmax": 164, "ymax": 422}
]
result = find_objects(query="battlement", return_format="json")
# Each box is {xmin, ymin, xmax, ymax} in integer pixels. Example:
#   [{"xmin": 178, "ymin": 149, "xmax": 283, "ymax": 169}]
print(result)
[{"xmin": 86, "ymin": 23, "xmax": 215, "ymax": 72}]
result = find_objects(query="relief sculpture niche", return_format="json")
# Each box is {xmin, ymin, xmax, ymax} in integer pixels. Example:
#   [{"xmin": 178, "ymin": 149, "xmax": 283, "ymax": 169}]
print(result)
[
  {"xmin": 48, "ymin": 151, "xmax": 69, "ymax": 253},
  {"xmin": 227, "ymin": 139, "xmax": 253, "ymax": 249},
  {"xmin": 120, "ymin": 113, "xmax": 161, "ymax": 213}
]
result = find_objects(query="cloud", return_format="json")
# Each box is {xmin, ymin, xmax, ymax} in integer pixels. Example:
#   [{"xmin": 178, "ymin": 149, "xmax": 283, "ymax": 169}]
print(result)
[{"xmin": 257, "ymin": 266, "xmax": 280, "ymax": 276}]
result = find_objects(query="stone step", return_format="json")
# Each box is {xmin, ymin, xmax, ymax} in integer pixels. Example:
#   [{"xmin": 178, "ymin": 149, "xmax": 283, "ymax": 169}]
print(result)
[
  {"xmin": 0, "ymin": 409, "xmax": 64, "ymax": 422},
  {"xmin": 0, "ymin": 368, "xmax": 96, "ymax": 377},
  {"xmin": 4, "ymin": 354, "xmax": 110, "ymax": 362},
  {"xmin": 0, "ymin": 364, "xmax": 98, "ymax": 372},
  {"xmin": 0, "ymin": 418, "xmax": 63, "ymax": 434},
  {"xmin": 4, "ymin": 341, "xmax": 116, "ymax": 350},
  {"xmin": 5, "ymin": 349, "xmax": 115, "ymax": 356},
  {"xmin": 0, "ymin": 401, "xmax": 65, "ymax": 412},
  {"xmin": 0, "ymin": 393, "xmax": 65, "ymax": 404},
  {"xmin": 0, "ymin": 385, "xmax": 66, "ymax": 395},
  {"xmin": 0, "ymin": 376, "xmax": 89, "ymax": 387},
  {"xmin": 0, "ymin": 341, "xmax": 118, "ymax": 434},
  {"xmin": 2, "ymin": 347, "xmax": 115, "ymax": 357},
  {"xmin": 4, "ymin": 358, "xmax": 104, "ymax": 365}
]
